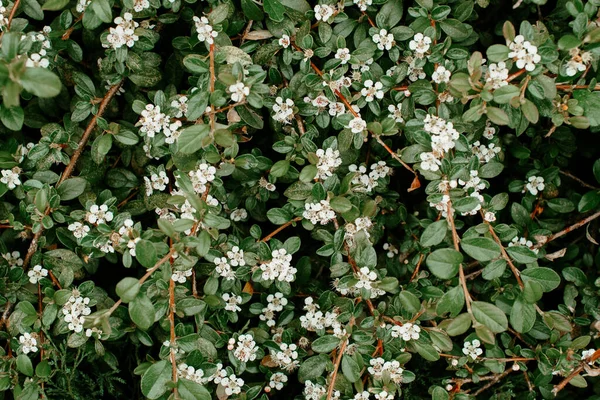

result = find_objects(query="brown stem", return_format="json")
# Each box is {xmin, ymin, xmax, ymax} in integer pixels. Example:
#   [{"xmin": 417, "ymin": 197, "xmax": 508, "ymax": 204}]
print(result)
[
  {"xmin": 553, "ymin": 349, "xmax": 600, "ymax": 395},
  {"xmin": 107, "ymin": 249, "xmax": 175, "ymax": 316},
  {"xmin": 0, "ymin": 0, "xmax": 21, "ymax": 40},
  {"xmin": 326, "ymin": 330, "xmax": 351, "ymax": 400},
  {"xmin": 62, "ymin": 15, "xmax": 84, "ymax": 41},
  {"xmin": 535, "ymin": 209, "xmax": 600, "ymax": 248},
  {"xmin": 22, "ymin": 81, "xmax": 123, "ymax": 269},
  {"xmin": 560, "ymin": 170, "xmax": 599, "ymax": 190},
  {"xmin": 486, "ymin": 222, "xmax": 524, "ymax": 289},
  {"xmin": 209, "ymin": 43, "xmax": 216, "ymax": 134},
  {"xmin": 260, "ymin": 217, "xmax": 302, "ymax": 242},
  {"xmin": 168, "ymin": 270, "xmax": 178, "ymax": 397},
  {"xmin": 445, "ymin": 193, "xmax": 473, "ymax": 315},
  {"xmin": 471, "ymin": 368, "xmax": 513, "ymax": 396},
  {"xmin": 117, "ymin": 189, "xmax": 140, "ymax": 209},
  {"xmin": 408, "ymin": 253, "xmax": 425, "ymax": 283}
]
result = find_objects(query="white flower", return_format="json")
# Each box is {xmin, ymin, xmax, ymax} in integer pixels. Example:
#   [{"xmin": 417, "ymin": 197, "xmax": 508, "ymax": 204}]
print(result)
[
  {"xmin": 105, "ymin": 13, "xmax": 139, "ymax": 49},
  {"xmin": 214, "ymin": 257, "xmax": 236, "ymax": 280},
  {"xmin": 19, "ymin": 333, "xmax": 38, "ymax": 354},
  {"xmin": 524, "ymin": 175, "xmax": 545, "ymax": 195},
  {"xmin": 177, "ymin": 363, "xmax": 205, "ymax": 384},
  {"xmin": 420, "ymin": 151, "xmax": 441, "ymax": 171},
  {"xmin": 151, "ymin": 171, "xmax": 169, "ymax": 191},
  {"xmin": 409, "ymin": 33, "xmax": 432, "ymax": 57},
  {"xmin": 272, "ymin": 97, "xmax": 295, "ymax": 124},
  {"xmin": 361, "ymin": 80, "xmax": 384, "ymax": 102},
  {"xmin": 354, "ymin": 391, "xmax": 370, "ymax": 400},
  {"xmin": 582, "ymin": 349, "xmax": 597, "ymax": 364},
  {"xmin": 368, "ymin": 358, "xmax": 404, "ymax": 383},
  {"xmin": 220, "ymin": 373, "xmax": 244, "ymax": 396},
  {"xmin": 315, "ymin": 147, "xmax": 342, "ymax": 180},
  {"xmin": 432, "ymin": 65, "xmax": 451, "ymax": 83},
  {"xmin": 509, "ymin": 35, "xmax": 540, "ymax": 72},
  {"xmin": 1, "ymin": 168, "xmax": 21, "ymax": 189},
  {"xmin": 86, "ymin": 204, "xmax": 113, "ymax": 225},
  {"xmin": 3, "ymin": 251, "xmax": 23, "ymax": 267},
  {"xmin": 28, "ymin": 265, "xmax": 48, "ymax": 284},
  {"xmin": 486, "ymin": 61, "xmax": 509, "ymax": 89},
  {"xmin": 133, "ymin": 0, "xmax": 150, "ymax": 12},
  {"xmin": 229, "ymin": 81, "xmax": 250, "ymax": 103},
  {"xmin": 483, "ymin": 211, "xmax": 496, "ymax": 222},
  {"xmin": 259, "ymin": 177, "xmax": 276, "ymax": 191},
  {"xmin": 26, "ymin": 53, "xmax": 49, "ymax": 68},
  {"xmin": 391, "ymin": 322, "xmax": 421, "ymax": 341},
  {"xmin": 348, "ymin": 116, "xmax": 367, "ymax": 133},
  {"xmin": 388, "ymin": 103, "xmax": 404, "ymax": 123},
  {"xmin": 222, "ymin": 293, "xmax": 242, "ymax": 312},
  {"xmin": 372, "ymin": 29, "xmax": 394, "ymax": 51},
  {"xmin": 137, "ymin": 104, "xmax": 167, "ymax": 138},
  {"xmin": 267, "ymin": 292, "xmax": 288, "ymax": 311},
  {"xmin": 383, "ymin": 243, "xmax": 398, "ymax": 258},
  {"xmin": 314, "ymin": 4, "xmax": 335, "ymax": 23},
  {"xmin": 353, "ymin": 0, "xmax": 372, "ymax": 11},
  {"xmin": 273, "ymin": 343, "xmax": 299, "ymax": 370},
  {"xmin": 335, "ymin": 47, "xmax": 351, "ymax": 64},
  {"xmin": 227, "ymin": 246, "xmax": 245, "ymax": 267},
  {"xmin": 68, "ymin": 222, "xmax": 90, "ymax": 239},
  {"xmin": 355, "ymin": 267, "xmax": 377, "ymax": 290},
  {"xmin": 76, "ymin": 0, "xmax": 91, "ymax": 12},
  {"xmin": 193, "ymin": 16, "xmax": 218, "ymax": 44},
  {"xmin": 230, "ymin": 208, "xmax": 248, "ymax": 221},
  {"xmin": 268, "ymin": 372, "xmax": 288, "ymax": 390},
  {"xmin": 260, "ymin": 249, "xmax": 296, "ymax": 282},
  {"xmin": 304, "ymin": 380, "xmax": 327, "ymax": 400},
  {"xmin": 85, "ymin": 327, "xmax": 103, "ymax": 338},
  {"xmin": 303, "ymin": 199, "xmax": 336, "ymax": 225},
  {"xmin": 375, "ymin": 391, "xmax": 394, "ymax": 400},
  {"xmin": 462, "ymin": 339, "xmax": 483, "ymax": 360},
  {"xmin": 566, "ymin": 48, "xmax": 591, "ymax": 76},
  {"xmin": 62, "ymin": 291, "xmax": 91, "ymax": 333},
  {"xmin": 171, "ymin": 268, "xmax": 192, "ymax": 283},
  {"xmin": 279, "ymin": 34, "xmax": 290, "ymax": 48},
  {"xmin": 483, "ymin": 121, "xmax": 496, "ymax": 139},
  {"xmin": 170, "ymin": 95, "xmax": 188, "ymax": 118},
  {"xmin": 232, "ymin": 334, "xmax": 258, "ymax": 362}
]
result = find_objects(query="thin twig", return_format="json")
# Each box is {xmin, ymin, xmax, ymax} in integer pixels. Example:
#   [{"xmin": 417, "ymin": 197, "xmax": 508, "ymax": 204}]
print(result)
[
  {"xmin": 260, "ymin": 217, "xmax": 302, "ymax": 242},
  {"xmin": 486, "ymin": 222, "xmax": 524, "ymax": 289},
  {"xmin": 552, "ymin": 349, "xmax": 600, "ymax": 396},
  {"xmin": 0, "ymin": 0, "xmax": 21, "ymax": 40},
  {"xmin": 471, "ymin": 368, "xmax": 513, "ymax": 396},
  {"xmin": 22, "ymin": 81, "xmax": 124, "ymax": 269},
  {"xmin": 62, "ymin": 15, "xmax": 84, "ymax": 41},
  {"xmin": 168, "ymin": 268, "xmax": 179, "ymax": 398},
  {"xmin": 560, "ymin": 170, "xmax": 599, "ymax": 190},
  {"xmin": 535, "ymin": 210, "xmax": 600, "ymax": 249},
  {"xmin": 326, "ymin": 331, "xmax": 351, "ymax": 400}
]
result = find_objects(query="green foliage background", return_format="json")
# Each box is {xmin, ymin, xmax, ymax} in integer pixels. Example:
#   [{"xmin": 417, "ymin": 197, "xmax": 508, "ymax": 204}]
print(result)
[{"xmin": 2, "ymin": 0, "xmax": 600, "ymax": 398}]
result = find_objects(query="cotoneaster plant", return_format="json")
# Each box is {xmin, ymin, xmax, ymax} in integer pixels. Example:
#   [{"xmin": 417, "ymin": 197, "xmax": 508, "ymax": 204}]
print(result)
[{"xmin": 2, "ymin": 0, "xmax": 600, "ymax": 399}]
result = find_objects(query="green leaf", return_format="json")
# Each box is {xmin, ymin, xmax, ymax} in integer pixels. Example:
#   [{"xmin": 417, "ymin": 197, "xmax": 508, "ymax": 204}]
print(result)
[
  {"xmin": 177, "ymin": 125, "xmax": 210, "ymax": 154},
  {"xmin": 486, "ymin": 44, "xmax": 509, "ymax": 62},
  {"xmin": 426, "ymin": 248, "xmax": 462, "ymax": 279},
  {"xmin": 22, "ymin": 0, "xmax": 44, "ymax": 20},
  {"xmin": 91, "ymin": 134, "xmax": 113, "ymax": 164},
  {"xmin": 445, "ymin": 313, "xmax": 472, "ymax": 336},
  {"xmin": 420, "ymin": 220, "xmax": 448, "ymax": 247},
  {"xmin": 16, "ymin": 355, "xmax": 34, "ymax": 377},
  {"xmin": 266, "ymin": 208, "xmax": 292, "ymax": 225},
  {"xmin": 436, "ymin": 285, "xmax": 464, "ymax": 317},
  {"xmin": 493, "ymin": 85, "xmax": 520, "ymax": 104},
  {"xmin": 398, "ymin": 290, "xmax": 421, "ymax": 314},
  {"xmin": 177, "ymin": 379, "xmax": 211, "ymax": 400},
  {"xmin": 472, "ymin": 301, "xmax": 508, "ymax": 333},
  {"xmin": 129, "ymin": 293, "xmax": 155, "ymax": 331},
  {"xmin": 330, "ymin": 197, "xmax": 352, "ymax": 213},
  {"xmin": 409, "ymin": 340, "xmax": 441, "ymax": 361},
  {"xmin": 311, "ymin": 335, "xmax": 341, "ymax": 353},
  {"xmin": 520, "ymin": 267, "xmax": 561, "ymax": 292},
  {"xmin": 270, "ymin": 160, "xmax": 290, "ymax": 177},
  {"xmin": 57, "ymin": 178, "xmax": 87, "ymax": 201},
  {"xmin": 42, "ymin": 0, "xmax": 70, "ymax": 10},
  {"xmin": 510, "ymin": 295, "xmax": 535, "ymax": 333},
  {"xmin": 135, "ymin": 240, "xmax": 157, "ymax": 268},
  {"xmin": 21, "ymin": 68, "xmax": 62, "ymax": 98},
  {"xmin": 578, "ymin": 190, "xmax": 600, "ymax": 212},
  {"xmin": 140, "ymin": 361, "xmax": 171, "ymax": 399},
  {"xmin": 298, "ymin": 355, "xmax": 328, "ymax": 383},
  {"xmin": 460, "ymin": 237, "xmax": 501, "ymax": 262},
  {"xmin": 341, "ymin": 355, "xmax": 361, "ymax": 382},
  {"xmin": 482, "ymin": 259, "xmax": 507, "ymax": 280},
  {"xmin": 439, "ymin": 19, "xmax": 469, "ymax": 40},
  {"xmin": 558, "ymin": 34, "xmax": 581, "ymax": 50},
  {"xmin": 90, "ymin": 0, "xmax": 112, "ymax": 23},
  {"xmin": 521, "ymin": 99, "xmax": 539, "ymax": 124},
  {"xmin": 506, "ymin": 246, "xmax": 538, "ymax": 264},
  {"xmin": 486, "ymin": 107, "xmax": 510, "ymax": 126},
  {"xmin": 376, "ymin": 0, "xmax": 403, "ymax": 29},
  {"xmin": 237, "ymin": 105, "xmax": 264, "ymax": 129},
  {"xmin": 264, "ymin": 0, "xmax": 285, "ymax": 22},
  {"xmin": 241, "ymin": 0, "xmax": 264, "ymax": 20},
  {"xmin": 115, "ymin": 277, "xmax": 141, "ymax": 303},
  {"xmin": 0, "ymin": 104, "xmax": 24, "ymax": 131}
]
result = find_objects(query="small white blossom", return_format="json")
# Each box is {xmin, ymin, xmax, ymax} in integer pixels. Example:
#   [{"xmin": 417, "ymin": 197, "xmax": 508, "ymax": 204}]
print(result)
[
  {"xmin": 524, "ymin": 175, "xmax": 545, "ymax": 195},
  {"xmin": 68, "ymin": 222, "xmax": 90, "ymax": 239},
  {"xmin": 230, "ymin": 208, "xmax": 248, "ymax": 221},
  {"xmin": 267, "ymin": 292, "xmax": 288, "ymax": 312},
  {"xmin": 383, "ymin": 243, "xmax": 398, "ymax": 258},
  {"xmin": 361, "ymin": 80, "xmax": 384, "ymax": 102},
  {"xmin": 227, "ymin": 246, "xmax": 246, "ymax": 267},
  {"xmin": 19, "ymin": 333, "xmax": 38, "ymax": 354},
  {"xmin": 582, "ymin": 349, "xmax": 597, "ymax": 365},
  {"xmin": 391, "ymin": 322, "xmax": 421, "ymax": 341},
  {"xmin": 432, "ymin": 65, "xmax": 451, "ymax": 83},
  {"xmin": 315, "ymin": 147, "xmax": 342, "ymax": 180},
  {"xmin": 133, "ymin": 0, "xmax": 150, "ymax": 12},
  {"xmin": 484, "ymin": 211, "xmax": 496, "ymax": 222},
  {"xmin": 372, "ymin": 29, "xmax": 394, "ymax": 50},
  {"xmin": 355, "ymin": 267, "xmax": 377, "ymax": 290},
  {"xmin": 220, "ymin": 373, "xmax": 244, "ymax": 396},
  {"xmin": 348, "ymin": 116, "xmax": 367, "ymax": 133},
  {"xmin": 229, "ymin": 81, "xmax": 250, "ymax": 103},
  {"xmin": 508, "ymin": 35, "xmax": 540, "ymax": 72},
  {"xmin": 1, "ymin": 168, "xmax": 21, "ymax": 189},
  {"xmin": 486, "ymin": 61, "xmax": 509, "ymax": 89},
  {"xmin": 388, "ymin": 104, "xmax": 404, "ymax": 123},
  {"xmin": 171, "ymin": 268, "xmax": 192, "ymax": 283},
  {"xmin": 353, "ymin": 0, "xmax": 371, "ymax": 10},
  {"xmin": 222, "ymin": 293, "xmax": 242, "ymax": 312},
  {"xmin": 462, "ymin": 339, "xmax": 483, "ymax": 360},
  {"xmin": 28, "ymin": 265, "xmax": 48, "ymax": 284},
  {"xmin": 193, "ymin": 16, "xmax": 218, "ymax": 44},
  {"xmin": 105, "ymin": 13, "xmax": 139, "ymax": 49},
  {"xmin": 268, "ymin": 372, "xmax": 288, "ymax": 390},
  {"xmin": 303, "ymin": 199, "xmax": 336, "ymax": 225},
  {"xmin": 260, "ymin": 249, "xmax": 296, "ymax": 282},
  {"xmin": 335, "ymin": 47, "xmax": 351, "ymax": 64},
  {"xmin": 279, "ymin": 34, "xmax": 290, "ymax": 48},
  {"xmin": 409, "ymin": 33, "xmax": 432, "ymax": 57},
  {"xmin": 304, "ymin": 380, "xmax": 327, "ymax": 400},
  {"xmin": 272, "ymin": 97, "xmax": 295, "ymax": 124},
  {"xmin": 3, "ymin": 251, "xmax": 23, "ymax": 267},
  {"xmin": 314, "ymin": 4, "xmax": 335, "ymax": 23},
  {"xmin": 86, "ymin": 204, "xmax": 113, "ymax": 225},
  {"xmin": 62, "ymin": 290, "xmax": 91, "ymax": 333},
  {"xmin": 232, "ymin": 334, "xmax": 258, "ymax": 362}
]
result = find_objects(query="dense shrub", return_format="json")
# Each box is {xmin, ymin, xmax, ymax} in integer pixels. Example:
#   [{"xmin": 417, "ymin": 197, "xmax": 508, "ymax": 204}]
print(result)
[{"xmin": 4, "ymin": 0, "xmax": 600, "ymax": 398}]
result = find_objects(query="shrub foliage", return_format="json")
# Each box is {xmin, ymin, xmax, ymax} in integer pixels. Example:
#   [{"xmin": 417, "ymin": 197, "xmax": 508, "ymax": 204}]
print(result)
[{"xmin": 2, "ymin": 0, "xmax": 600, "ymax": 398}]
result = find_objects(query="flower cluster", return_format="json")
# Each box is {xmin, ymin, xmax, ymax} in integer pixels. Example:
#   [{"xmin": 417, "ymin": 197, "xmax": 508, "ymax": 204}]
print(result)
[
  {"xmin": 193, "ymin": 16, "xmax": 218, "ymax": 44},
  {"xmin": 419, "ymin": 114, "xmax": 460, "ymax": 172},
  {"xmin": 303, "ymin": 199, "xmax": 336, "ymax": 225},
  {"xmin": 508, "ymin": 35, "xmax": 541, "ymax": 72},
  {"xmin": 62, "ymin": 290, "xmax": 92, "ymax": 333},
  {"xmin": 315, "ymin": 147, "xmax": 342, "ymax": 180},
  {"xmin": 105, "ymin": 13, "xmax": 139, "ymax": 49},
  {"xmin": 259, "ymin": 249, "xmax": 295, "ymax": 282}
]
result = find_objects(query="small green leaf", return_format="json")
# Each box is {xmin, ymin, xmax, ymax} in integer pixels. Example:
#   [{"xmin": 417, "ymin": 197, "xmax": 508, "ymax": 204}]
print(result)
[
  {"xmin": 140, "ymin": 360, "xmax": 171, "ymax": 399},
  {"xmin": 426, "ymin": 248, "xmax": 462, "ymax": 279},
  {"xmin": 116, "ymin": 277, "xmax": 141, "ymax": 303},
  {"xmin": 21, "ymin": 68, "xmax": 62, "ymax": 98},
  {"xmin": 472, "ymin": 301, "xmax": 508, "ymax": 333},
  {"xmin": 420, "ymin": 220, "xmax": 448, "ymax": 247},
  {"xmin": 461, "ymin": 237, "xmax": 501, "ymax": 262},
  {"xmin": 129, "ymin": 293, "xmax": 155, "ymax": 331}
]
